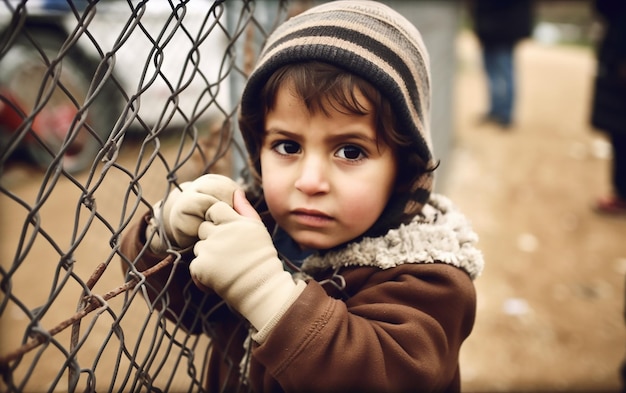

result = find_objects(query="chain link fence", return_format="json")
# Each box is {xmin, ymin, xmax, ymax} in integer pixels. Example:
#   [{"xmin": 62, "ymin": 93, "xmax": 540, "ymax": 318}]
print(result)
[{"xmin": 0, "ymin": 0, "xmax": 308, "ymax": 391}]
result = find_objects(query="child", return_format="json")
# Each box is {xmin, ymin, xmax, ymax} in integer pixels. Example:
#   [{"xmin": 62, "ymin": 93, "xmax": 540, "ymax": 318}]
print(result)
[{"xmin": 121, "ymin": 1, "xmax": 484, "ymax": 392}]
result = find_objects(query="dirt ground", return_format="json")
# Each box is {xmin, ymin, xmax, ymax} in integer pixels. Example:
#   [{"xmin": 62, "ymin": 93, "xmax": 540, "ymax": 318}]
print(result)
[
  {"xmin": 451, "ymin": 33, "xmax": 626, "ymax": 392},
  {"xmin": 1, "ymin": 32, "xmax": 625, "ymax": 392}
]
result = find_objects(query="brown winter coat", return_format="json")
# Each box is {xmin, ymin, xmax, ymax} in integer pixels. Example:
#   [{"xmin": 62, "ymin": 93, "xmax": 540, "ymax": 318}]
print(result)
[{"xmin": 120, "ymin": 194, "xmax": 483, "ymax": 393}]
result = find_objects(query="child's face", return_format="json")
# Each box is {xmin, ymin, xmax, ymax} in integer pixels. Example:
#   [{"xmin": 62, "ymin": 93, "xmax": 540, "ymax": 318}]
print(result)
[{"xmin": 260, "ymin": 83, "xmax": 397, "ymax": 250}]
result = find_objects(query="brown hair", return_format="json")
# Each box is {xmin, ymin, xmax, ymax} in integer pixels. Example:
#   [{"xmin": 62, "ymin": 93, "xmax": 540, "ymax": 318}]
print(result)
[{"xmin": 239, "ymin": 61, "xmax": 436, "ymax": 237}]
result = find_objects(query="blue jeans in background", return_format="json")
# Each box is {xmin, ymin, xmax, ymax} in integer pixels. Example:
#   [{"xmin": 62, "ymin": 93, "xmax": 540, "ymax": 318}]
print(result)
[
  {"xmin": 482, "ymin": 43, "xmax": 515, "ymax": 126},
  {"xmin": 611, "ymin": 132, "xmax": 626, "ymax": 199}
]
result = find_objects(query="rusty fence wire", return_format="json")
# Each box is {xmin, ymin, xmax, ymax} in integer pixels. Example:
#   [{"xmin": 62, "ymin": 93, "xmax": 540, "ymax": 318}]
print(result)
[{"xmin": 0, "ymin": 0, "xmax": 302, "ymax": 391}]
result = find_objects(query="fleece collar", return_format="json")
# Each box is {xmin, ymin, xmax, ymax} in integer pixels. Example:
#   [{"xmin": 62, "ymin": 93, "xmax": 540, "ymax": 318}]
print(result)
[{"xmin": 299, "ymin": 194, "xmax": 484, "ymax": 280}]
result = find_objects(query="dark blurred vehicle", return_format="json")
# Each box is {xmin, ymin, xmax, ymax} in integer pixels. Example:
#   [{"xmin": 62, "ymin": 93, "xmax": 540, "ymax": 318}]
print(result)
[{"xmin": 0, "ymin": 0, "xmax": 122, "ymax": 174}]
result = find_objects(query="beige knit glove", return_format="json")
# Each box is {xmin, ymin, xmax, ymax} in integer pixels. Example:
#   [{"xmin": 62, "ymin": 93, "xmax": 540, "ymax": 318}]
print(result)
[
  {"xmin": 190, "ymin": 191, "xmax": 305, "ymax": 338},
  {"xmin": 146, "ymin": 174, "xmax": 240, "ymax": 253}
]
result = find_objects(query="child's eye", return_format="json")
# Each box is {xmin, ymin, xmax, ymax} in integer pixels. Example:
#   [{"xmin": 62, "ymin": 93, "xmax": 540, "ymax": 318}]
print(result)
[
  {"xmin": 336, "ymin": 145, "xmax": 366, "ymax": 161},
  {"xmin": 273, "ymin": 141, "xmax": 301, "ymax": 155}
]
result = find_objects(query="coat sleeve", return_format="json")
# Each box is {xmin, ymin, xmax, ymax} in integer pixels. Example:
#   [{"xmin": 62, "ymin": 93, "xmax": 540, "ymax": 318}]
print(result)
[{"xmin": 251, "ymin": 263, "xmax": 476, "ymax": 392}]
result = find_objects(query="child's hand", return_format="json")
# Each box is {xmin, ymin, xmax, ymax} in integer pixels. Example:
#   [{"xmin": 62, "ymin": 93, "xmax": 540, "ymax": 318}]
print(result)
[
  {"xmin": 232, "ymin": 188, "xmax": 262, "ymax": 221},
  {"xmin": 189, "ymin": 195, "xmax": 305, "ymax": 334},
  {"xmin": 146, "ymin": 174, "xmax": 240, "ymax": 253}
]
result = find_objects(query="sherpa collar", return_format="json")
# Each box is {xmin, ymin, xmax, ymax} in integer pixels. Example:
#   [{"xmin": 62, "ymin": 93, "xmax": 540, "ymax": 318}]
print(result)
[{"xmin": 299, "ymin": 194, "xmax": 484, "ymax": 280}]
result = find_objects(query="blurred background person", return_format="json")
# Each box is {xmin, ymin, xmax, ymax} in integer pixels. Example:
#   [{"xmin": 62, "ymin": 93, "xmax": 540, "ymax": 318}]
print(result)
[
  {"xmin": 469, "ymin": 0, "xmax": 534, "ymax": 129},
  {"xmin": 590, "ymin": 0, "xmax": 626, "ymax": 215}
]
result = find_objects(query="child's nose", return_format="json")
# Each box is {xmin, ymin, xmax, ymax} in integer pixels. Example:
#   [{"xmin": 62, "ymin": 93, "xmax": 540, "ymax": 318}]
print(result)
[{"xmin": 294, "ymin": 155, "xmax": 330, "ymax": 195}]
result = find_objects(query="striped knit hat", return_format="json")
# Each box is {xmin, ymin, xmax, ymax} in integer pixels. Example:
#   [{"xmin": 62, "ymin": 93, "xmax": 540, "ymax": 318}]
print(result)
[{"xmin": 240, "ymin": 0, "xmax": 436, "ymax": 229}]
